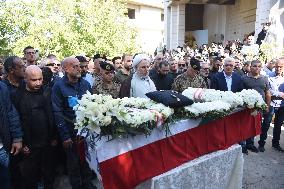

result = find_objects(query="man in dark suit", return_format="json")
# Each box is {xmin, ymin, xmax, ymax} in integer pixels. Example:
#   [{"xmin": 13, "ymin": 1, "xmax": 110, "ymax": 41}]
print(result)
[
  {"xmin": 210, "ymin": 57, "xmax": 244, "ymax": 93},
  {"xmin": 210, "ymin": 57, "xmax": 247, "ymax": 154}
]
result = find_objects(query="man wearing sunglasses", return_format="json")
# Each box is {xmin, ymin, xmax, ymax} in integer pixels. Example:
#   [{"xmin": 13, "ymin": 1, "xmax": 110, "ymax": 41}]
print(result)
[
  {"xmin": 23, "ymin": 46, "xmax": 37, "ymax": 66},
  {"xmin": 93, "ymin": 62, "xmax": 121, "ymax": 99},
  {"xmin": 177, "ymin": 59, "xmax": 187, "ymax": 73}
]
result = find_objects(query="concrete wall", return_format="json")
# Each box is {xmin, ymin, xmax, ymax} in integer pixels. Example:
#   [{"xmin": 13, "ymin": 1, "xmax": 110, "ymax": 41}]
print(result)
[
  {"xmin": 127, "ymin": 2, "xmax": 164, "ymax": 54},
  {"xmin": 164, "ymin": 1, "xmax": 185, "ymax": 50},
  {"xmin": 225, "ymin": 0, "xmax": 257, "ymax": 42},
  {"xmin": 203, "ymin": 4, "xmax": 226, "ymax": 44}
]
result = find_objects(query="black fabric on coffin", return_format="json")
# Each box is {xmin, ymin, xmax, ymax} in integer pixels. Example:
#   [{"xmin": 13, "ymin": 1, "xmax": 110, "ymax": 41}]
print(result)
[{"xmin": 146, "ymin": 90, "xmax": 193, "ymax": 108}]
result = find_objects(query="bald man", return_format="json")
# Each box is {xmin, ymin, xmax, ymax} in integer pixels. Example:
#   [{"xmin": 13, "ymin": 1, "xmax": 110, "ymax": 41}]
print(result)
[
  {"xmin": 12, "ymin": 65, "xmax": 57, "ymax": 188},
  {"xmin": 52, "ymin": 57, "xmax": 93, "ymax": 189}
]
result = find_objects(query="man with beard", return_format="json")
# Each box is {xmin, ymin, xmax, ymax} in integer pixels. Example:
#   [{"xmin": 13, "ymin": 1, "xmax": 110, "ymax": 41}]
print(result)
[
  {"xmin": 168, "ymin": 58, "xmax": 181, "ymax": 79},
  {"xmin": 13, "ymin": 65, "xmax": 57, "ymax": 189},
  {"xmin": 52, "ymin": 57, "xmax": 93, "ymax": 189},
  {"xmin": 112, "ymin": 56, "xmax": 122, "ymax": 71},
  {"xmin": 149, "ymin": 53, "xmax": 164, "ymax": 78},
  {"xmin": 93, "ymin": 54, "xmax": 103, "ymax": 85},
  {"xmin": 75, "ymin": 56, "xmax": 94, "ymax": 87},
  {"xmin": 115, "ymin": 54, "xmax": 133, "ymax": 83},
  {"xmin": 119, "ymin": 54, "xmax": 156, "ymax": 98},
  {"xmin": 151, "ymin": 61, "xmax": 174, "ymax": 90},
  {"xmin": 200, "ymin": 61, "xmax": 211, "ymax": 88},
  {"xmin": 209, "ymin": 56, "xmax": 223, "ymax": 79}
]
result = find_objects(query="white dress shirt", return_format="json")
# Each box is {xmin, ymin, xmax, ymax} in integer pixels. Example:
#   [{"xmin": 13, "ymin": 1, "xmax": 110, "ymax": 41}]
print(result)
[{"xmin": 223, "ymin": 71, "xmax": 232, "ymax": 91}]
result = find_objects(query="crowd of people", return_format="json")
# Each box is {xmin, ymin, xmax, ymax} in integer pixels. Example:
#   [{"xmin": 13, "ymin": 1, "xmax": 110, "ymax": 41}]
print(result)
[{"xmin": 0, "ymin": 31, "xmax": 284, "ymax": 189}]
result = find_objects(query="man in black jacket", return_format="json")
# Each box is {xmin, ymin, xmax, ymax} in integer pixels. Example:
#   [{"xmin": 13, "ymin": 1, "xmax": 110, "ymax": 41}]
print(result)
[
  {"xmin": 150, "ymin": 61, "xmax": 174, "ymax": 90},
  {"xmin": 13, "ymin": 65, "xmax": 57, "ymax": 189},
  {"xmin": 0, "ymin": 82, "xmax": 23, "ymax": 189}
]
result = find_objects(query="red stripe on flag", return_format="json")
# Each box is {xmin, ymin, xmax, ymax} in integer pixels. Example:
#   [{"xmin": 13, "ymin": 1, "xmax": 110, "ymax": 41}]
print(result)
[{"xmin": 99, "ymin": 109, "xmax": 261, "ymax": 189}]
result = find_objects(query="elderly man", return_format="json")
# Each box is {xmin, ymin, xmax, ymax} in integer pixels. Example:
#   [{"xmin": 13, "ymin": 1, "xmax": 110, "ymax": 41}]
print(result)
[
  {"xmin": 177, "ymin": 59, "xmax": 187, "ymax": 73},
  {"xmin": 262, "ymin": 58, "xmax": 276, "ymax": 76},
  {"xmin": 93, "ymin": 62, "xmax": 121, "ymax": 98},
  {"xmin": 119, "ymin": 54, "xmax": 156, "ymax": 98},
  {"xmin": 210, "ymin": 57, "xmax": 244, "ymax": 93},
  {"xmin": 200, "ymin": 61, "xmax": 211, "ymax": 88},
  {"xmin": 259, "ymin": 58, "xmax": 284, "ymax": 152},
  {"xmin": 52, "ymin": 57, "xmax": 93, "ymax": 189},
  {"xmin": 211, "ymin": 57, "xmax": 246, "ymax": 154},
  {"xmin": 13, "ymin": 65, "xmax": 57, "ymax": 189},
  {"xmin": 23, "ymin": 46, "xmax": 37, "ymax": 66},
  {"xmin": 172, "ymin": 58, "xmax": 206, "ymax": 93}
]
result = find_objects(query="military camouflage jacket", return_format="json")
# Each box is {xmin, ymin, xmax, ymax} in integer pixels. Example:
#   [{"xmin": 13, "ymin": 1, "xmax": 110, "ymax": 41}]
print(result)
[
  {"xmin": 93, "ymin": 80, "xmax": 121, "ymax": 99},
  {"xmin": 172, "ymin": 73, "xmax": 207, "ymax": 93}
]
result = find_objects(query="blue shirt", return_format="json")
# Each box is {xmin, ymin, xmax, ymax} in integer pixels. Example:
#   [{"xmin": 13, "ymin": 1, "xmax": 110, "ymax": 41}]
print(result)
[
  {"xmin": 52, "ymin": 76, "xmax": 91, "ymax": 141},
  {"xmin": 268, "ymin": 73, "xmax": 284, "ymax": 107}
]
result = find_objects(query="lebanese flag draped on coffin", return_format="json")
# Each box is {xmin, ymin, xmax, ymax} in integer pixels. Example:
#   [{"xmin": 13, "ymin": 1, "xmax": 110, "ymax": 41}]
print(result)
[{"xmin": 86, "ymin": 109, "xmax": 261, "ymax": 189}]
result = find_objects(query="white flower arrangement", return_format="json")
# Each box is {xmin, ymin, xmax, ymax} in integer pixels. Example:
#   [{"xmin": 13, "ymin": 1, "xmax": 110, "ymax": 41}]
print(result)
[
  {"xmin": 181, "ymin": 87, "xmax": 266, "ymax": 119},
  {"xmin": 182, "ymin": 88, "xmax": 243, "ymax": 108},
  {"xmin": 236, "ymin": 89, "xmax": 267, "ymax": 110},
  {"xmin": 74, "ymin": 92, "xmax": 174, "ymax": 136},
  {"xmin": 184, "ymin": 101, "xmax": 231, "ymax": 118}
]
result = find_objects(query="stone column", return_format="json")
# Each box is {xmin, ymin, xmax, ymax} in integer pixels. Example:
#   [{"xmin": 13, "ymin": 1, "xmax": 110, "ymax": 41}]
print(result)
[{"xmin": 164, "ymin": 1, "xmax": 185, "ymax": 50}]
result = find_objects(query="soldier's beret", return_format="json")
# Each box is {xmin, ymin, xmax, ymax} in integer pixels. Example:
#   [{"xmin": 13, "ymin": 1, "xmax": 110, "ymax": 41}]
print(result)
[
  {"xmin": 190, "ymin": 57, "xmax": 201, "ymax": 71},
  {"xmin": 100, "ymin": 61, "xmax": 115, "ymax": 71}
]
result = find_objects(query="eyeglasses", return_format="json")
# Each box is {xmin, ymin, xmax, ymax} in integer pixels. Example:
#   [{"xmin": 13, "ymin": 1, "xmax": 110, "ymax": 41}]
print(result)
[
  {"xmin": 156, "ymin": 58, "xmax": 163, "ymax": 61},
  {"xmin": 178, "ymin": 64, "xmax": 186, "ymax": 67},
  {"xmin": 46, "ymin": 63, "xmax": 61, "ymax": 67},
  {"xmin": 224, "ymin": 64, "xmax": 234, "ymax": 67},
  {"xmin": 25, "ymin": 51, "xmax": 35, "ymax": 55}
]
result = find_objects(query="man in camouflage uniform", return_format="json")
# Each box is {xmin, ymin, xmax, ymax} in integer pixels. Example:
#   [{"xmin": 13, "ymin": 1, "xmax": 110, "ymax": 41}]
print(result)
[
  {"xmin": 93, "ymin": 61, "xmax": 121, "ymax": 98},
  {"xmin": 172, "ymin": 57, "xmax": 207, "ymax": 92}
]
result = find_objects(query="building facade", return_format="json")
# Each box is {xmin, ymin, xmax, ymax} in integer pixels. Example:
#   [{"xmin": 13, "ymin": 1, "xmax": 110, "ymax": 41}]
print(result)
[
  {"xmin": 126, "ymin": 0, "xmax": 164, "ymax": 54},
  {"xmin": 164, "ymin": 0, "xmax": 284, "ymax": 52}
]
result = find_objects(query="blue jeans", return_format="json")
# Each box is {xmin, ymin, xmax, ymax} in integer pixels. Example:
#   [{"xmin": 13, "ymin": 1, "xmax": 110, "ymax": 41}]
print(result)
[
  {"xmin": 0, "ymin": 147, "xmax": 10, "ymax": 189},
  {"xmin": 258, "ymin": 106, "xmax": 274, "ymax": 147}
]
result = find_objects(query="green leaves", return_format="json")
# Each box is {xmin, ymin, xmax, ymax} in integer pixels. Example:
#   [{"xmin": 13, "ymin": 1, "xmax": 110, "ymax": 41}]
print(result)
[{"xmin": 0, "ymin": 0, "xmax": 139, "ymax": 59}]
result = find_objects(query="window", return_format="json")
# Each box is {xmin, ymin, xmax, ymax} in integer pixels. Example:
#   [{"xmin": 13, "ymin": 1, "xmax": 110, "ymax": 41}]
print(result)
[
  {"xmin": 161, "ymin": 13, "xmax": 164, "ymax": 22},
  {"xmin": 127, "ymin": 8, "xmax": 135, "ymax": 19}
]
